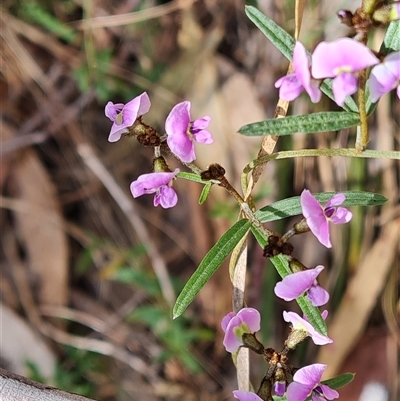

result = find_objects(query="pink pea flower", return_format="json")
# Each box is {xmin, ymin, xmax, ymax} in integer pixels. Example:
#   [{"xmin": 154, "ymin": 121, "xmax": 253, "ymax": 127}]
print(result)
[
  {"xmin": 233, "ymin": 390, "xmax": 263, "ymax": 401},
  {"xmin": 221, "ymin": 308, "xmax": 261, "ymax": 353},
  {"xmin": 275, "ymin": 41, "xmax": 322, "ymax": 103},
  {"xmin": 312, "ymin": 38, "xmax": 379, "ymax": 106},
  {"xmin": 105, "ymin": 92, "xmax": 151, "ymax": 142},
  {"xmin": 369, "ymin": 51, "xmax": 400, "ymax": 102},
  {"xmin": 275, "ymin": 265, "xmax": 330, "ymax": 307},
  {"xmin": 165, "ymin": 101, "xmax": 213, "ymax": 163},
  {"xmin": 300, "ymin": 189, "xmax": 353, "ymax": 248},
  {"xmin": 287, "ymin": 364, "xmax": 339, "ymax": 401},
  {"xmin": 130, "ymin": 169, "xmax": 179, "ymax": 209},
  {"xmin": 283, "ymin": 311, "xmax": 333, "ymax": 346}
]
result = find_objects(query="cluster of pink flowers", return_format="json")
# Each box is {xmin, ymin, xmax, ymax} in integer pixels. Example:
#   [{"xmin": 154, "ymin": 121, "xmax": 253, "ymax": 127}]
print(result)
[
  {"xmin": 223, "ymin": 191, "xmax": 353, "ymax": 400},
  {"xmin": 105, "ymin": 93, "xmax": 213, "ymax": 208},
  {"xmin": 276, "ymin": 38, "xmax": 400, "ymax": 106}
]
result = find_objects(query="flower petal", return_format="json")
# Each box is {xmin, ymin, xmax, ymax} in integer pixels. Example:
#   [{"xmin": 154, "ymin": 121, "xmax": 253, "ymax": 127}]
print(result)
[
  {"xmin": 157, "ymin": 186, "xmax": 178, "ymax": 209},
  {"xmin": 275, "ymin": 74, "xmax": 304, "ymax": 101},
  {"xmin": 223, "ymin": 316, "xmax": 243, "ymax": 352},
  {"xmin": 122, "ymin": 92, "xmax": 151, "ymax": 126},
  {"xmin": 300, "ymin": 190, "xmax": 332, "ymax": 248},
  {"xmin": 283, "ymin": 311, "xmax": 333, "ymax": 345},
  {"xmin": 275, "ymin": 266, "xmax": 324, "ymax": 301},
  {"xmin": 221, "ymin": 312, "xmax": 236, "ymax": 332},
  {"xmin": 105, "ymin": 102, "xmax": 124, "ymax": 121},
  {"xmin": 192, "ymin": 129, "xmax": 213, "ymax": 144},
  {"xmin": 237, "ymin": 308, "xmax": 261, "ymax": 333},
  {"xmin": 330, "ymin": 206, "xmax": 352, "ymax": 224},
  {"xmin": 324, "ymin": 194, "xmax": 346, "ymax": 208},
  {"xmin": 308, "ymin": 284, "xmax": 330, "ymax": 307},
  {"xmin": 312, "ymin": 38, "xmax": 379, "ymax": 78},
  {"xmin": 293, "ymin": 364, "xmax": 326, "ymax": 386},
  {"xmin": 332, "ymin": 72, "xmax": 358, "ymax": 106},
  {"xmin": 287, "ymin": 382, "xmax": 313, "ymax": 401},
  {"xmin": 319, "ymin": 384, "xmax": 339, "ymax": 400},
  {"xmin": 232, "ymin": 390, "xmax": 264, "ymax": 401},
  {"xmin": 274, "ymin": 381, "xmax": 286, "ymax": 397}
]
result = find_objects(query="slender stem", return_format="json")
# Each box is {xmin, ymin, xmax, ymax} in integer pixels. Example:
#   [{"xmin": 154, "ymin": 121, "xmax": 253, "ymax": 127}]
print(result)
[{"xmin": 356, "ymin": 69, "xmax": 369, "ymax": 153}]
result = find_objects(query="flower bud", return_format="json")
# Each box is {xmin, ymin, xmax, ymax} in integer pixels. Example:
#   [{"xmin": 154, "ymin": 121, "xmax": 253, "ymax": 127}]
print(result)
[
  {"xmin": 373, "ymin": 4, "xmax": 400, "ymax": 23},
  {"xmin": 153, "ymin": 156, "xmax": 171, "ymax": 173}
]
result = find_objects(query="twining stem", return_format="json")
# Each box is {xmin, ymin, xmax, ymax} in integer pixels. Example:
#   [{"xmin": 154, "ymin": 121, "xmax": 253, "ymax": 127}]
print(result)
[{"xmin": 356, "ymin": 69, "xmax": 369, "ymax": 152}]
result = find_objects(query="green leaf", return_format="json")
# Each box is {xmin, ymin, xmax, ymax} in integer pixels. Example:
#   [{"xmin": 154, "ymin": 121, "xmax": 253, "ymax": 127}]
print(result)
[
  {"xmin": 381, "ymin": 20, "xmax": 400, "ymax": 54},
  {"xmin": 173, "ymin": 219, "xmax": 251, "ymax": 319},
  {"xmin": 366, "ymin": 20, "xmax": 400, "ymax": 115},
  {"xmin": 322, "ymin": 372, "xmax": 355, "ymax": 389},
  {"xmin": 198, "ymin": 183, "xmax": 212, "ymax": 204},
  {"xmin": 251, "ymin": 227, "xmax": 327, "ymax": 335},
  {"xmin": 239, "ymin": 112, "xmax": 360, "ymax": 136},
  {"xmin": 255, "ymin": 191, "xmax": 387, "ymax": 223},
  {"xmin": 244, "ymin": 6, "xmax": 358, "ymax": 113},
  {"xmin": 177, "ymin": 172, "xmax": 208, "ymax": 184},
  {"xmin": 245, "ymin": 5, "xmax": 295, "ymax": 60}
]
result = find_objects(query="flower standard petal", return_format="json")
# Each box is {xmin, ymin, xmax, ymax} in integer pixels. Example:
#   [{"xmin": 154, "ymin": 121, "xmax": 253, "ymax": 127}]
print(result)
[
  {"xmin": 293, "ymin": 364, "xmax": 326, "ymax": 386},
  {"xmin": 221, "ymin": 312, "xmax": 236, "ymax": 331},
  {"xmin": 300, "ymin": 190, "xmax": 331, "ymax": 248},
  {"xmin": 283, "ymin": 311, "xmax": 333, "ymax": 345},
  {"xmin": 294, "ymin": 41, "xmax": 322, "ymax": 103},
  {"xmin": 312, "ymin": 38, "xmax": 379, "ymax": 78},
  {"xmin": 165, "ymin": 101, "xmax": 196, "ymax": 162},
  {"xmin": 369, "ymin": 63, "xmax": 398, "ymax": 102},
  {"xmin": 275, "ymin": 267, "xmax": 323, "ymax": 301},
  {"xmin": 236, "ymin": 308, "xmax": 261, "ymax": 332}
]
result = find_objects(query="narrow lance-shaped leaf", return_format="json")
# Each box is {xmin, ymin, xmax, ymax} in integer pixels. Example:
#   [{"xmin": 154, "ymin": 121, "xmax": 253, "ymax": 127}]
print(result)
[
  {"xmin": 244, "ymin": 6, "xmax": 358, "ymax": 113},
  {"xmin": 322, "ymin": 373, "xmax": 355, "ymax": 389},
  {"xmin": 239, "ymin": 112, "xmax": 360, "ymax": 136},
  {"xmin": 173, "ymin": 219, "xmax": 251, "ymax": 319},
  {"xmin": 198, "ymin": 183, "xmax": 212, "ymax": 204},
  {"xmin": 255, "ymin": 191, "xmax": 387, "ymax": 223},
  {"xmin": 250, "ymin": 226, "xmax": 327, "ymax": 335}
]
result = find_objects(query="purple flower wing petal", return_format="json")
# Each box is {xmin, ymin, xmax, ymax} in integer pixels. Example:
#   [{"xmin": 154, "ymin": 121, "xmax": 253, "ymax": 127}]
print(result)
[
  {"xmin": 383, "ymin": 52, "xmax": 400, "ymax": 77},
  {"xmin": 274, "ymin": 382, "xmax": 286, "ymax": 397},
  {"xmin": 191, "ymin": 116, "xmax": 211, "ymax": 130},
  {"xmin": 319, "ymin": 384, "xmax": 339, "ymax": 400},
  {"xmin": 158, "ymin": 186, "xmax": 178, "ymax": 209},
  {"xmin": 192, "ymin": 130, "xmax": 213, "ymax": 144},
  {"xmin": 275, "ymin": 74, "xmax": 304, "ymax": 101},
  {"xmin": 221, "ymin": 312, "xmax": 236, "ymax": 332},
  {"xmin": 130, "ymin": 171, "xmax": 177, "ymax": 198},
  {"xmin": 332, "ymin": 73, "xmax": 358, "ymax": 106},
  {"xmin": 237, "ymin": 308, "xmax": 261, "ymax": 333},
  {"xmin": 325, "ymin": 194, "xmax": 346, "ymax": 208},
  {"xmin": 287, "ymin": 382, "xmax": 313, "ymax": 401},
  {"xmin": 330, "ymin": 206, "xmax": 352, "ymax": 224},
  {"xmin": 293, "ymin": 364, "xmax": 326, "ymax": 385},
  {"xmin": 232, "ymin": 390, "xmax": 264, "ymax": 401},
  {"xmin": 308, "ymin": 284, "xmax": 330, "ymax": 307},
  {"xmin": 369, "ymin": 67, "xmax": 396, "ymax": 103},
  {"xmin": 105, "ymin": 102, "xmax": 124, "ymax": 121},
  {"xmin": 136, "ymin": 92, "xmax": 151, "ymax": 116}
]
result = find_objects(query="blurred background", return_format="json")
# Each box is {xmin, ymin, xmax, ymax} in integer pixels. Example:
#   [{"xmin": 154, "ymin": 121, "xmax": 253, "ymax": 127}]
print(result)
[{"xmin": 0, "ymin": 1, "xmax": 398, "ymax": 400}]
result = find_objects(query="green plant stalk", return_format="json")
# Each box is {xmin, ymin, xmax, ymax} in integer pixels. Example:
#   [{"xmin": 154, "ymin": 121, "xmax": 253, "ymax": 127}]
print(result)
[{"xmin": 355, "ymin": 69, "xmax": 369, "ymax": 152}]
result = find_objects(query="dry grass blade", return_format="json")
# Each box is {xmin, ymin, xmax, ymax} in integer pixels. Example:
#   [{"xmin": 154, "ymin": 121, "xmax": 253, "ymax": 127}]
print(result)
[{"xmin": 77, "ymin": 0, "xmax": 197, "ymax": 29}]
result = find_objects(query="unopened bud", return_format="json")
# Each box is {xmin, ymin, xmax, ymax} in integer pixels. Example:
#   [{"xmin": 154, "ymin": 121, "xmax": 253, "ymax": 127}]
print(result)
[
  {"xmin": 242, "ymin": 332, "xmax": 265, "ymax": 354},
  {"xmin": 285, "ymin": 328, "xmax": 309, "ymax": 350},
  {"xmin": 200, "ymin": 163, "xmax": 226, "ymax": 181},
  {"xmin": 294, "ymin": 218, "xmax": 310, "ymax": 234},
  {"xmin": 337, "ymin": 9, "xmax": 354, "ymax": 26},
  {"xmin": 373, "ymin": 4, "xmax": 400, "ymax": 23},
  {"xmin": 153, "ymin": 156, "xmax": 171, "ymax": 173}
]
